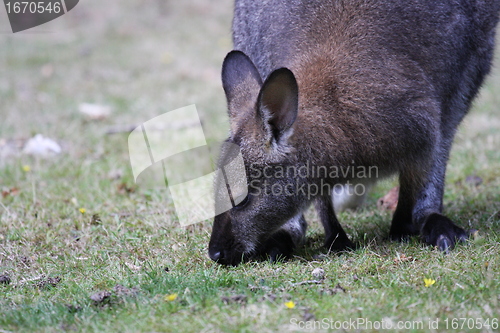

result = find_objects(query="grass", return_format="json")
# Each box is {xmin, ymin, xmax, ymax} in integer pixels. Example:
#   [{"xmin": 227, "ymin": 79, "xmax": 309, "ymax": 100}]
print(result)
[{"xmin": 1, "ymin": 0, "xmax": 499, "ymax": 332}]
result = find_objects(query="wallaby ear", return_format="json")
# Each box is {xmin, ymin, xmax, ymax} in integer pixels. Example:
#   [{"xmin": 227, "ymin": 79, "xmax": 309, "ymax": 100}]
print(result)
[
  {"xmin": 257, "ymin": 68, "xmax": 299, "ymax": 142},
  {"xmin": 221, "ymin": 51, "xmax": 262, "ymax": 119}
]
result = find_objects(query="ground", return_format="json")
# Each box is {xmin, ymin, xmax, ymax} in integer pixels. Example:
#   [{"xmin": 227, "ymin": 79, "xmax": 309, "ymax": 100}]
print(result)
[{"xmin": 0, "ymin": 0, "xmax": 499, "ymax": 332}]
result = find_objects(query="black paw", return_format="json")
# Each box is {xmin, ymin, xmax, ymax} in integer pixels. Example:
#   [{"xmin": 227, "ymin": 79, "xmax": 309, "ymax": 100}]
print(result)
[
  {"xmin": 389, "ymin": 222, "xmax": 418, "ymax": 242},
  {"xmin": 259, "ymin": 230, "xmax": 296, "ymax": 263},
  {"xmin": 422, "ymin": 213, "xmax": 468, "ymax": 253},
  {"xmin": 324, "ymin": 233, "xmax": 355, "ymax": 252}
]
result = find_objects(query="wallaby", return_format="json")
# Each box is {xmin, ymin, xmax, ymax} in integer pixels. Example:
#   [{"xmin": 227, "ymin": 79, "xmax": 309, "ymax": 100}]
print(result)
[{"xmin": 209, "ymin": 0, "xmax": 500, "ymax": 265}]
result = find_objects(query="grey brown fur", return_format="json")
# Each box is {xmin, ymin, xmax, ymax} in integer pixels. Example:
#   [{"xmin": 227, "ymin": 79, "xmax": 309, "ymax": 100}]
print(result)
[{"xmin": 209, "ymin": 0, "xmax": 500, "ymax": 265}]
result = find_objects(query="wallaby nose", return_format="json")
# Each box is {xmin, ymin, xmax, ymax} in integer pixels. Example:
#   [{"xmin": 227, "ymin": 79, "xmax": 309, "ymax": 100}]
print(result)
[{"xmin": 209, "ymin": 250, "xmax": 222, "ymax": 262}]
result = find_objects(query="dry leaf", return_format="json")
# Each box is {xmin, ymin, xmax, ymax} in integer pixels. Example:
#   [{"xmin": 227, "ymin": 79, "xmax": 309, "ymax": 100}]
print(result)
[
  {"xmin": 393, "ymin": 254, "xmax": 414, "ymax": 264},
  {"xmin": 79, "ymin": 103, "xmax": 112, "ymax": 120},
  {"xmin": 117, "ymin": 182, "xmax": 135, "ymax": 194},
  {"xmin": 22, "ymin": 134, "xmax": 61, "ymax": 156},
  {"xmin": 125, "ymin": 262, "xmax": 142, "ymax": 271},
  {"xmin": 311, "ymin": 267, "xmax": 325, "ymax": 280},
  {"xmin": 2, "ymin": 187, "xmax": 20, "ymax": 198},
  {"xmin": 377, "ymin": 186, "xmax": 399, "ymax": 211}
]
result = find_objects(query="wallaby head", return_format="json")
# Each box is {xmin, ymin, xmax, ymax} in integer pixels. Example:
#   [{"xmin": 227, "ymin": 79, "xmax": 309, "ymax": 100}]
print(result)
[{"xmin": 208, "ymin": 51, "xmax": 308, "ymax": 265}]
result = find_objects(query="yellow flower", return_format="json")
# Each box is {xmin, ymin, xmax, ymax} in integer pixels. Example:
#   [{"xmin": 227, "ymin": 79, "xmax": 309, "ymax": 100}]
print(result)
[
  {"xmin": 284, "ymin": 301, "xmax": 295, "ymax": 309},
  {"xmin": 164, "ymin": 293, "xmax": 178, "ymax": 302},
  {"xmin": 424, "ymin": 278, "xmax": 436, "ymax": 287},
  {"xmin": 22, "ymin": 165, "xmax": 31, "ymax": 172},
  {"xmin": 79, "ymin": 208, "xmax": 86, "ymax": 214}
]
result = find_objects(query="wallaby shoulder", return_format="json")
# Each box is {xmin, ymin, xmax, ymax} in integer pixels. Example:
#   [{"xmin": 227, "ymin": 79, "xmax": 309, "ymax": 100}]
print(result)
[{"xmin": 232, "ymin": 0, "xmax": 499, "ymax": 170}]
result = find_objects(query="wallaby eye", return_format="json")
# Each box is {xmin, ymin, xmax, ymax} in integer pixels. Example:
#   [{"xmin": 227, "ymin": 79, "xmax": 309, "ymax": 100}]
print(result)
[{"xmin": 234, "ymin": 194, "xmax": 250, "ymax": 209}]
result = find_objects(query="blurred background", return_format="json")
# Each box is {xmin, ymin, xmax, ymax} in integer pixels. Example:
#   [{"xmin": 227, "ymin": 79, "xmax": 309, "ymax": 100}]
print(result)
[{"xmin": 0, "ymin": 0, "xmax": 233, "ymax": 161}]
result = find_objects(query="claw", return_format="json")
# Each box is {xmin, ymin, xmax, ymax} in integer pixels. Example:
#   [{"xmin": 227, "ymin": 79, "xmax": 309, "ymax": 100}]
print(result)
[
  {"xmin": 422, "ymin": 213, "xmax": 469, "ymax": 253},
  {"xmin": 467, "ymin": 229, "xmax": 479, "ymax": 240},
  {"xmin": 458, "ymin": 232, "xmax": 470, "ymax": 243},
  {"xmin": 436, "ymin": 235, "xmax": 451, "ymax": 254}
]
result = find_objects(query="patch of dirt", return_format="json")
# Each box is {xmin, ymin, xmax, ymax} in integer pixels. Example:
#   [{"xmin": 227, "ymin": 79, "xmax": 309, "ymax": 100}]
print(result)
[
  {"xmin": 302, "ymin": 308, "xmax": 316, "ymax": 321},
  {"xmin": 65, "ymin": 304, "xmax": 83, "ymax": 313},
  {"xmin": 19, "ymin": 256, "xmax": 31, "ymax": 267},
  {"xmin": 37, "ymin": 276, "xmax": 61, "ymax": 289},
  {"xmin": 465, "ymin": 175, "xmax": 483, "ymax": 187},
  {"xmin": 221, "ymin": 294, "xmax": 247, "ymax": 305},
  {"xmin": 117, "ymin": 182, "xmax": 136, "ymax": 194},
  {"xmin": 113, "ymin": 284, "xmax": 139, "ymax": 297},
  {"xmin": 0, "ymin": 274, "xmax": 11, "ymax": 284},
  {"xmin": 90, "ymin": 214, "xmax": 101, "ymax": 225},
  {"xmin": 393, "ymin": 254, "xmax": 416, "ymax": 265},
  {"xmin": 320, "ymin": 283, "xmax": 346, "ymax": 295},
  {"xmin": 257, "ymin": 293, "xmax": 278, "ymax": 302},
  {"xmin": 90, "ymin": 284, "xmax": 140, "ymax": 307},
  {"xmin": 90, "ymin": 291, "xmax": 112, "ymax": 305}
]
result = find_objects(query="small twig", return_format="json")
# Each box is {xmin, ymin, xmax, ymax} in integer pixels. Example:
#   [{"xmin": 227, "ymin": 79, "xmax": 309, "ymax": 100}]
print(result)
[
  {"xmin": 18, "ymin": 275, "xmax": 44, "ymax": 283},
  {"xmin": 326, "ymin": 233, "xmax": 340, "ymax": 255},
  {"xmin": 11, "ymin": 274, "xmax": 45, "ymax": 287},
  {"xmin": 290, "ymin": 279, "xmax": 323, "ymax": 286},
  {"xmin": 0, "ymin": 201, "xmax": 9, "ymax": 215}
]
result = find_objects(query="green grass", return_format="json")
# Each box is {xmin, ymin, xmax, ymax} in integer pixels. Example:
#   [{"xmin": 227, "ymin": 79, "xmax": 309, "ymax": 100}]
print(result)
[{"xmin": 1, "ymin": 0, "xmax": 499, "ymax": 332}]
